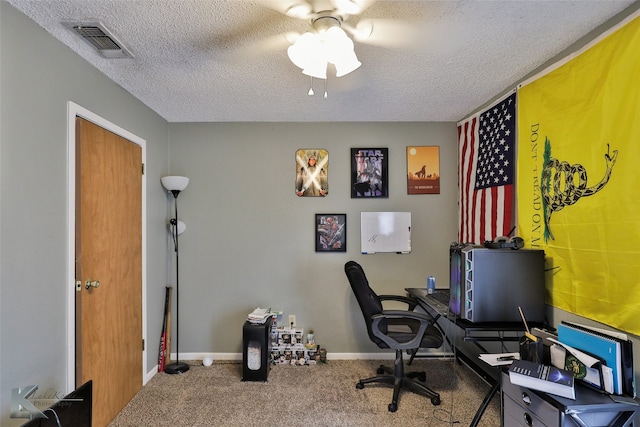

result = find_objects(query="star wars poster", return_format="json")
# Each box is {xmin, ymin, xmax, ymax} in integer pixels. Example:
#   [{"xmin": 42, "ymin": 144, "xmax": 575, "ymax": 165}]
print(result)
[
  {"xmin": 295, "ymin": 149, "xmax": 328, "ymax": 197},
  {"xmin": 351, "ymin": 148, "xmax": 388, "ymax": 198}
]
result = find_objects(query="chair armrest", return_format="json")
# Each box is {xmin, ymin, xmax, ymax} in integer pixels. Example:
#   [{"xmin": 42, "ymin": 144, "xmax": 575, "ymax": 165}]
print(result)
[
  {"xmin": 370, "ymin": 310, "xmax": 435, "ymax": 350},
  {"xmin": 378, "ymin": 295, "xmax": 418, "ymax": 311}
]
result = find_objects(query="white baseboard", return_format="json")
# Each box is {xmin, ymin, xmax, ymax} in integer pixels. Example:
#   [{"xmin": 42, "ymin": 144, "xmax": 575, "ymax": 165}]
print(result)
[
  {"xmin": 167, "ymin": 352, "xmax": 399, "ymax": 362},
  {"xmin": 147, "ymin": 351, "xmax": 453, "ymax": 377}
]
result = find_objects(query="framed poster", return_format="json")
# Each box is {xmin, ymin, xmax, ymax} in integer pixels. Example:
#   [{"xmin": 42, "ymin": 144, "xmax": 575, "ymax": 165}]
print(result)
[
  {"xmin": 315, "ymin": 214, "xmax": 346, "ymax": 252},
  {"xmin": 295, "ymin": 149, "xmax": 328, "ymax": 197},
  {"xmin": 351, "ymin": 148, "xmax": 388, "ymax": 198},
  {"xmin": 407, "ymin": 146, "xmax": 440, "ymax": 194}
]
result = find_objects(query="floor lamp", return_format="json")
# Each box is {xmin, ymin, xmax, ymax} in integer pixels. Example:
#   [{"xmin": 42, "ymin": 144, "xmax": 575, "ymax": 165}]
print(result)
[{"xmin": 161, "ymin": 175, "xmax": 190, "ymax": 374}]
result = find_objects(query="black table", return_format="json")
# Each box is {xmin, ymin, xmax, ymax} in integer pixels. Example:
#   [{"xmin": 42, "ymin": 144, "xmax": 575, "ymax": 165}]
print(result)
[{"xmin": 406, "ymin": 287, "xmax": 533, "ymax": 427}]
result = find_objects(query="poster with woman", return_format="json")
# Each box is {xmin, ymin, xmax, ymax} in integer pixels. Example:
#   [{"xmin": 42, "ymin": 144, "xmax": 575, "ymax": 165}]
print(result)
[{"xmin": 295, "ymin": 149, "xmax": 328, "ymax": 197}]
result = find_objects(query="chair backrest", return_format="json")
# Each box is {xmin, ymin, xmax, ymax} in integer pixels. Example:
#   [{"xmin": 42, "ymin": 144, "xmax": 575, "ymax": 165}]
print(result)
[{"xmin": 344, "ymin": 261, "xmax": 387, "ymax": 347}]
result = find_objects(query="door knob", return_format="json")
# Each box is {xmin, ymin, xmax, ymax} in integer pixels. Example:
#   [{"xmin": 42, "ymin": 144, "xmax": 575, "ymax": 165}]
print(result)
[{"xmin": 85, "ymin": 280, "xmax": 100, "ymax": 290}]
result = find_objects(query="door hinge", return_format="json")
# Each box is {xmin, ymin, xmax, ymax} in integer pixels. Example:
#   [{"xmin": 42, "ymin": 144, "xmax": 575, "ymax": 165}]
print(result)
[
  {"xmin": 142, "ymin": 339, "xmax": 145, "ymax": 351},
  {"xmin": 141, "ymin": 163, "xmax": 145, "ymax": 175}
]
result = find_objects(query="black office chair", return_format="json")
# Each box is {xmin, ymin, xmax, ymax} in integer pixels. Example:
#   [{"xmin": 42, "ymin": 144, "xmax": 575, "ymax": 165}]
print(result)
[{"xmin": 345, "ymin": 261, "xmax": 443, "ymax": 412}]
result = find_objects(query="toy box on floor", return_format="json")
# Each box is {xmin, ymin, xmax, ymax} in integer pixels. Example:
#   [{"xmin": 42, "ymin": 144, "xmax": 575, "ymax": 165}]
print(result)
[{"xmin": 271, "ymin": 326, "xmax": 320, "ymax": 365}]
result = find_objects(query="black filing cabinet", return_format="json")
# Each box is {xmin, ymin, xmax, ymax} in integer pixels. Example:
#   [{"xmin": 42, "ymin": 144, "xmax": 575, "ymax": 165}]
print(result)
[{"xmin": 242, "ymin": 316, "xmax": 273, "ymax": 381}]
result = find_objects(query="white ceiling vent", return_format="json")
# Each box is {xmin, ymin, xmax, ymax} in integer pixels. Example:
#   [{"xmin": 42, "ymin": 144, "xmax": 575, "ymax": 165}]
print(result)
[{"xmin": 64, "ymin": 21, "xmax": 133, "ymax": 59}]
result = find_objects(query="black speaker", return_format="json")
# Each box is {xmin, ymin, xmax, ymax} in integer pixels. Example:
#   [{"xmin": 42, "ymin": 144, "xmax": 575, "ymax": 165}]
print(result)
[{"xmin": 483, "ymin": 236, "xmax": 524, "ymax": 250}]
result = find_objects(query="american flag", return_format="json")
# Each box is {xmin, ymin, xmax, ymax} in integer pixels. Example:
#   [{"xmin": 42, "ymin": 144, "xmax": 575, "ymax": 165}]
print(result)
[{"xmin": 457, "ymin": 92, "xmax": 516, "ymax": 244}]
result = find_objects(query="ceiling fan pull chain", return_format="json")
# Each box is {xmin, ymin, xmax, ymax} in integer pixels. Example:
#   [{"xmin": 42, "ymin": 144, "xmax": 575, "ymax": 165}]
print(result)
[{"xmin": 308, "ymin": 76, "xmax": 315, "ymax": 96}]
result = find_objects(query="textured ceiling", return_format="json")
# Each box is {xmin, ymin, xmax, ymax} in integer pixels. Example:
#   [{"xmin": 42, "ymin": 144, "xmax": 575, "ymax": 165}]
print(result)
[{"xmin": 7, "ymin": 0, "xmax": 637, "ymax": 122}]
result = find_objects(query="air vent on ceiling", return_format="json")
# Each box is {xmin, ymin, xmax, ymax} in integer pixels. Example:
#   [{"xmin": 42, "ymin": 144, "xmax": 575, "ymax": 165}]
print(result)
[{"xmin": 64, "ymin": 21, "xmax": 133, "ymax": 59}]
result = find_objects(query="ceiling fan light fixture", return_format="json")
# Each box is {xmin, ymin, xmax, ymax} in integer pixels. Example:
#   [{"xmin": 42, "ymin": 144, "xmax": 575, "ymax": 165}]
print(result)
[
  {"xmin": 302, "ymin": 58, "xmax": 328, "ymax": 79},
  {"xmin": 325, "ymin": 27, "xmax": 354, "ymax": 62},
  {"xmin": 324, "ymin": 26, "xmax": 350, "ymax": 51},
  {"xmin": 287, "ymin": 32, "xmax": 317, "ymax": 69},
  {"xmin": 288, "ymin": 13, "xmax": 361, "ymax": 81},
  {"xmin": 334, "ymin": 54, "xmax": 361, "ymax": 77}
]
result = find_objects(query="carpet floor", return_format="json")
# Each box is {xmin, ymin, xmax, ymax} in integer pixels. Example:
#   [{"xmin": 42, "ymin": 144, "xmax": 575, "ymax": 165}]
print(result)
[{"xmin": 109, "ymin": 359, "xmax": 501, "ymax": 426}]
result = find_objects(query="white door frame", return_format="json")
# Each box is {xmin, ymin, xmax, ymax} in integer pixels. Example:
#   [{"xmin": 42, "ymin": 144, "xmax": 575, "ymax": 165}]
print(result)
[{"xmin": 66, "ymin": 101, "xmax": 148, "ymax": 392}]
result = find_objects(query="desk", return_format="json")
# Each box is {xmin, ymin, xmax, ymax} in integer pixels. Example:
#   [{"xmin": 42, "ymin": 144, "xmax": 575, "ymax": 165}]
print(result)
[
  {"xmin": 406, "ymin": 287, "xmax": 531, "ymax": 427},
  {"xmin": 407, "ymin": 288, "xmax": 639, "ymax": 427}
]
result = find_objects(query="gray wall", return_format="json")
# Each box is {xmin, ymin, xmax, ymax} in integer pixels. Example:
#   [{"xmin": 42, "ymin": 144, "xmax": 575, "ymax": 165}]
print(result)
[
  {"xmin": 1, "ymin": 3, "xmax": 169, "ymax": 425},
  {"xmin": 167, "ymin": 122, "xmax": 458, "ymax": 354}
]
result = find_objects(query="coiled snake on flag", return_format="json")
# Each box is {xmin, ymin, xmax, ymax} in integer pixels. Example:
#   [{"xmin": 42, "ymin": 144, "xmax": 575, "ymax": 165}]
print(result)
[{"xmin": 541, "ymin": 140, "xmax": 618, "ymax": 241}]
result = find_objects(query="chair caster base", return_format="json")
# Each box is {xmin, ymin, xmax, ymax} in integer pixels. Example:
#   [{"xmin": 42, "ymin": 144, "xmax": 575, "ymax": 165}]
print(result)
[
  {"xmin": 431, "ymin": 396, "xmax": 441, "ymax": 405},
  {"xmin": 388, "ymin": 403, "xmax": 397, "ymax": 412}
]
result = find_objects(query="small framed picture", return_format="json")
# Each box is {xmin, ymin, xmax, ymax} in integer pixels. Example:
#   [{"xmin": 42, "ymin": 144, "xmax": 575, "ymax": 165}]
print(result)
[
  {"xmin": 407, "ymin": 146, "xmax": 440, "ymax": 194},
  {"xmin": 351, "ymin": 148, "xmax": 388, "ymax": 198},
  {"xmin": 315, "ymin": 214, "xmax": 346, "ymax": 252}
]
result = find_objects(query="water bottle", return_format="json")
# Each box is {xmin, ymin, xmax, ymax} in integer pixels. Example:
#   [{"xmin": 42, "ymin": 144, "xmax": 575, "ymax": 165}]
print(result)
[{"xmin": 427, "ymin": 276, "xmax": 436, "ymax": 294}]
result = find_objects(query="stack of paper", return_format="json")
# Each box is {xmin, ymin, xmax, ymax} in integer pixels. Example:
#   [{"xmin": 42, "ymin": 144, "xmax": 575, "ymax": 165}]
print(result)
[
  {"xmin": 247, "ymin": 307, "xmax": 272, "ymax": 324},
  {"xmin": 478, "ymin": 352, "xmax": 520, "ymax": 366},
  {"xmin": 549, "ymin": 338, "xmax": 614, "ymax": 394}
]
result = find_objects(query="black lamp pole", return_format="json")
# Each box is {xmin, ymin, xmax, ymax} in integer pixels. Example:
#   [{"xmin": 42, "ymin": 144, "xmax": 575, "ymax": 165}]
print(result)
[{"xmin": 165, "ymin": 189, "xmax": 189, "ymax": 374}]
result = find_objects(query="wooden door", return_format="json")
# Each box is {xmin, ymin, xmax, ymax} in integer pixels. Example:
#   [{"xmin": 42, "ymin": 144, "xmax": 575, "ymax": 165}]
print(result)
[{"xmin": 75, "ymin": 117, "xmax": 142, "ymax": 427}]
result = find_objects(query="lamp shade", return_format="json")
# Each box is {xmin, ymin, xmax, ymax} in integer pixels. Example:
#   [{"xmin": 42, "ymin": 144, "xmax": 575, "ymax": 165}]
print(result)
[{"xmin": 161, "ymin": 176, "xmax": 189, "ymax": 192}]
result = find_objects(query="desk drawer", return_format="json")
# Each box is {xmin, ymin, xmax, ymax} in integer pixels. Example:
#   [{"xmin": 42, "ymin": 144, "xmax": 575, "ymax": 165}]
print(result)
[
  {"xmin": 502, "ymin": 372, "xmax": 559, "ymax": 426},
  {"xmin": 504, "ymin": 394, "xmax": 551, "ymax": 426}
]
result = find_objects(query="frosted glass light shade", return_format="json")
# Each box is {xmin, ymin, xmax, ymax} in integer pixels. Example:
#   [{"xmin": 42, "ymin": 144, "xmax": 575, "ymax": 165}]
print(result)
[
  {"xmin": 161, "ymin": 176, "xmax": 189, "ymax": 192},
  {"xmin": 288, "ymin": 24, "xmax": 360, "ymax": 78},
  {"xmin": 302, "ymin": 58, "xmax": 328, "ymax": 79},
  {"xmin": 288, "ymin": 32, "xmax": 318, "ymax": 69},
  {"xmin": 335, "ymin": 53, "xmax": 361, "ymax": 77}
]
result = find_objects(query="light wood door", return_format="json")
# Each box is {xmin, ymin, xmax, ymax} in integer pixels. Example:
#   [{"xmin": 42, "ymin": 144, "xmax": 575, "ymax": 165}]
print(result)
[{"xmin": 75, "ymin": 117, "xmax": 142, "ymax": 427}]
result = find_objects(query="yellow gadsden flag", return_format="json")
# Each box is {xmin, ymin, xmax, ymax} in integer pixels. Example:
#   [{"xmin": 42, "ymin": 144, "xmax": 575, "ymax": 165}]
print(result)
[{"xmin": 517, "ymin": 13, "xmax": 640, "ymax": 335}]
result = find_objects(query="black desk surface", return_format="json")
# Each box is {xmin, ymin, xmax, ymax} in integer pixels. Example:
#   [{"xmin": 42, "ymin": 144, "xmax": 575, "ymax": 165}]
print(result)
[
  {"xmin": 406, "ymin": 287, "xmax": 543, "ymax": 332},
  {"xmin": 405, "ymin": 287, "xmax": 521, "ymax": 381}
]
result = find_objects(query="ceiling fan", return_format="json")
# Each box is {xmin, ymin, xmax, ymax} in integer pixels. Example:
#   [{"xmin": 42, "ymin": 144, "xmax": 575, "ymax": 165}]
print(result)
[{"xmin": 260, "ymin": 0, "xmax": 412, "ymax": 77}]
